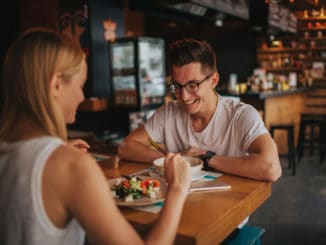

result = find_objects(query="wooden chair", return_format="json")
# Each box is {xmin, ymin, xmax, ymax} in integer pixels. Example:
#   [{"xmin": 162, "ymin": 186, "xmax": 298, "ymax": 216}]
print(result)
[
  {"xmin": 297, "ymin": 87, "xmax": 326, "ymax": 165},
  {"xmin": 270, "ymin": 124, "xmax": 296, "ymax": 176},
  {"xmin": 297, "ymin": 112, "xmax": 326, "ymax": 165},
  {"xmin": 221, "ymin": 225, "xmax": 265, "ymax": 245}
]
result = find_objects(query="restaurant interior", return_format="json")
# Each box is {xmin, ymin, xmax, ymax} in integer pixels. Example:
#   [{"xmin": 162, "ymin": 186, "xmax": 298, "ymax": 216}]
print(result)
[{"xmin": 1, "ymin": 0, "xmax": 326, "ymax": 244}]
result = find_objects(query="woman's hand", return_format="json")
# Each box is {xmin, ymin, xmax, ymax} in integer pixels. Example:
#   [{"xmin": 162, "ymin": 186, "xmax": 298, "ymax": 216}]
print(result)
[
  {"xmin": 67, "ymin": 139, "xmax": 90, "ymax": 152},
  {"xmin": 164, "ymin": 153, "xmax": 191, "ymax": 194}
]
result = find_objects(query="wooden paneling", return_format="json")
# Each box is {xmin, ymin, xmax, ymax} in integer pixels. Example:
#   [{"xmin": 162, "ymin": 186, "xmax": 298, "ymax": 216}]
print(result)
[
  {"xmin": 306, "ymin": 88, "xmax": 326, "ymax": 111},
  {"xmin": 264, "ymin": 93, "xmax": 306, "ymax": 154},
  {"xmin": 242, "ymin": 91, "xmax": 307, "ymax": 154}
]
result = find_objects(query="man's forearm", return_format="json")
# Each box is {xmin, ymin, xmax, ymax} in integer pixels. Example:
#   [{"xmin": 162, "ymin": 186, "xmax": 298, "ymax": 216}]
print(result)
[
  {"xmin": 118, "ymin": 140, "xmax": 165, "ymax": 163},
  {"xmin": 209, "ymin": 154, "xmax": 281, "ymax": 182}
]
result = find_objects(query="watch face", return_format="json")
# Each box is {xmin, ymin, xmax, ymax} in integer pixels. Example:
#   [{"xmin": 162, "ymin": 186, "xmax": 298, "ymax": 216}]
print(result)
[
  {"xmin": 209, "ymin": 151, "xmax": 216, "ymax": 156},
  {"xmin": 201, "ymin": 151, "xmax": 216, "ymax": 171},
  {"xmin": 200, "ymin": 155, "xmax": 208, "ymax": 162},
  {"xmin": 202, "ymin": 151, "xmax": 216, "ymax": 160}
]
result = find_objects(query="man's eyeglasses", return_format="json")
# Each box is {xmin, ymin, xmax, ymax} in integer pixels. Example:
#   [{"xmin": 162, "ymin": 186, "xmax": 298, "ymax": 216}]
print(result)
[{"xmin": 167, "ymin": 73, "xmax": 213, "ymax": 96}]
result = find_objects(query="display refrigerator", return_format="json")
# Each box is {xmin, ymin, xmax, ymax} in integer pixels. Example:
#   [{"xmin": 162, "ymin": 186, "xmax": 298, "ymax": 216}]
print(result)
[{"xmin": 107, "ymin": 36, "xmax": 166, "ymax": 134}]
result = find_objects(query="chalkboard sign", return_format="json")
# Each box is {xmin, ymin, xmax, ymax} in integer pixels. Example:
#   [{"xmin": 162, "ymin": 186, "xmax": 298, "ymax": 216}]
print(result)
[
  {"xmin": 269, "ymin": 3, "xmax": 297, "ymax": 33},
  {"xmin": 250, "ymin": 1, "xmax": 297, "ymax": 34}
]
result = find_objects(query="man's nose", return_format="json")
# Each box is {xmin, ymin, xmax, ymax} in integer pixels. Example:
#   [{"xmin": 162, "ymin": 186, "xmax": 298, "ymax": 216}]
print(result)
[{"xmin": 180, "ymin": 86, "xmax": 191, "ymax": 99}]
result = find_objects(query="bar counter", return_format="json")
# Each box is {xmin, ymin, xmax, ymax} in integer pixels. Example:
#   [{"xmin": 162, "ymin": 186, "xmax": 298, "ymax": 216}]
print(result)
[
  {"xmin": 240, "ymin": 87, "xmax": 309, "ymax": 100},
  {"xmin": 239, "ymin": 88, "xmax": 310, "ymax": 154}
]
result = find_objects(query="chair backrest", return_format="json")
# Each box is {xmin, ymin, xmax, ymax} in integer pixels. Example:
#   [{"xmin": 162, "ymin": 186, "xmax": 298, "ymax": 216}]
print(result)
[
  {"xmin": 301, "ymin": 113, "xmax": 326, "ymax": 122},
  {"xmin": 305, "ymin": 88, "xmax": 326, "ymax": 115}
]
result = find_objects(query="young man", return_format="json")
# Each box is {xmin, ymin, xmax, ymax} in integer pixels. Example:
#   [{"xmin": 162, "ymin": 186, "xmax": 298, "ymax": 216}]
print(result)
[{"xmin": 118, "ymin": 38, "xmax": 281, "ymax": 182}]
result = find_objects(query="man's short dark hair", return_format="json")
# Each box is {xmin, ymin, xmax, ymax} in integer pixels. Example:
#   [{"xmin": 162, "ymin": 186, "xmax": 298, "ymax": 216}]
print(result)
[{"xmin": 167, "ymin": 38, "xmax": 217, "ymax": 73}]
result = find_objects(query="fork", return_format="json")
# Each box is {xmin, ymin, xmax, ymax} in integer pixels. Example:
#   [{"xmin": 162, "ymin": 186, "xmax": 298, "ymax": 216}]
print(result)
[
  {"xmin": 148, "ymin": 137, "xmax": 167, "ymax": 155},
  {"xmin": 121, "ymin": 168, "xmax": 150, "ymax": 180}
]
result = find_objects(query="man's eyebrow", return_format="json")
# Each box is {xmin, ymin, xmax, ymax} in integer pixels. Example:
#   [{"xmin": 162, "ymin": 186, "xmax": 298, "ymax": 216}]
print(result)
[
  {"xmin": 171, "ymin": 79, "xmax": 200, "ymax": 84},
  {"xmin": 187, "ymin": 79, "xmax": 201, "ymax": 83}
]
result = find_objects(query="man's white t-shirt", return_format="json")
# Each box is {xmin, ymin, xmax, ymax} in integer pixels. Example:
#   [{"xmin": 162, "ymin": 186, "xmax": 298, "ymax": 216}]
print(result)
[
  {"xmin": 144, "ymin": 94, "xmax": 268, "ymax": 155},
  {"xmin": 144, "ymin": 95, "xmax": 268, "ymax": 229}
]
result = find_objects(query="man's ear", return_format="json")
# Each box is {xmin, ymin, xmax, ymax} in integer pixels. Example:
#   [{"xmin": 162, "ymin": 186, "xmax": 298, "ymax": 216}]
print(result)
[
  {"xmin": 50, "ymin": 72, "xmax": 62, "ymax": 98},
  {"xmin": 212, "ymin": 72, "xmax": 219, "ymax": 87}
]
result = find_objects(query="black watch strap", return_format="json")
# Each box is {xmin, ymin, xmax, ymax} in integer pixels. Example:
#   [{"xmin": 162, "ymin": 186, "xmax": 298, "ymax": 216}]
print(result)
[{"xmin": 200, "ymin": 151, "xmax": 216, "ymax": 170}]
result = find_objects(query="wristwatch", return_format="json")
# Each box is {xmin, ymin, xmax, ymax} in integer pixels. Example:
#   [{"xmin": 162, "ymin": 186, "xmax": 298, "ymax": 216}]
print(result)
[{"xmin": 200, "ymin": 151, "xmax": 216, "ymax": 170}]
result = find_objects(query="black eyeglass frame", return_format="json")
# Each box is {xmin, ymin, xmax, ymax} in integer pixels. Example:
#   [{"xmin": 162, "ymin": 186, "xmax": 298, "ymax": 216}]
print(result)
[{"xmin": 167, "ymin": 73, "xmax": 214, "ymax": 96}]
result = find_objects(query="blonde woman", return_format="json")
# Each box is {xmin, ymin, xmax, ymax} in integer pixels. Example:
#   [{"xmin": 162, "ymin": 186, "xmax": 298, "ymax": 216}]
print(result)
[{"xmin": 0, "ymin": 28, "xmax": 191, "ymax": 245}]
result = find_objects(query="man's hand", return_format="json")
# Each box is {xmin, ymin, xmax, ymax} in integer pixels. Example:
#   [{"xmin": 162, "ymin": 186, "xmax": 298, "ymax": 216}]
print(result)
[{"xmin": 180, "ymin": 147, "xmax": 206, "ymax": 157}]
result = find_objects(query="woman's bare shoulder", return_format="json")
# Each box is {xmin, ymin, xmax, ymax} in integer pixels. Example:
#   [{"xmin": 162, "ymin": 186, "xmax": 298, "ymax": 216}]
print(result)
[
  {"xmin": 45, "ymin": 144, "xmax": 102, "ymax": 181},
  {"xmin": 41, "ymin": 144, "xmax": 111, "ymax": 230}
]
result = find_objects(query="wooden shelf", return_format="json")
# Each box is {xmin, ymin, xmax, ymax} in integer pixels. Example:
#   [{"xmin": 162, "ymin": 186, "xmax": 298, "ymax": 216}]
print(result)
[
  {"xmin": 78, "ymin": 98, "xmax": 109, "ymax": 112},
  {"xmin": 313, "ymin": 77, "xmax": 326, "ymax": 82},
  {"xmin": 300, "ymin": 37, "xmax": 326, "ymax": 41},
  {"xmin": 303, "ymin": 57, "xmax": 326, "ymax": 62},
  {"xmin": 264, "ymin": 68, "xmax": 303, "ymax": 73},
  {"xmin": 257, "ymin": 36, "xmax": 326, "ymax": 42},
  {"xmin": 298, "ymin": 17, "xmax": 326, "ymax": 21},
  {"xmin": 257, "ymin": 47, "xmax": 326, "ymax": 53},
  {"xmin": 299, "ymin": 27, "xmax": 326, "ymax": 31},
  {"xmin": 257, "ymin": 56, "xmax": 326, "ymax": 60},
  {"xmin": 256, "ymin": 15, "xmax": 326, "ymax": 78},
  {"xmin": 311, "ymin": 78, "xmax": 326, "ymax": 90}
]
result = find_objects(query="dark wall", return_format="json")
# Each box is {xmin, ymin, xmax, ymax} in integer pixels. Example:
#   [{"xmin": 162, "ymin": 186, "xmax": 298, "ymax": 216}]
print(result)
[
  {"xmin": 142, "ymin": 15, "xmax": 257, "ymax": 90},
  {"xmin": 0, "ymin": 1, "xmax": 20, "ymax": 110},
  {"xmin": 88, "ymin": 0, "xmax": 125, "ymax": 98},
  {"xmin": 0, "ymin": 2, "xmax": 19, "ymax": 64},
  {"xmin": 212, "ymin": 27, "xmax": 257, "ymax": 88},
  {"xmin": 69, "ymin": 0, "xmax": 125, "ymax": 132}
]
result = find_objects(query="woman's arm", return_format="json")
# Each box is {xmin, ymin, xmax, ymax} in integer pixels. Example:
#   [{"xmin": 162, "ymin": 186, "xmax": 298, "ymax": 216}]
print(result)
[
  {"xmin": 43, "ymin": 147, "xmax": 190, "ymax": 245},
  {"xmin": 146, "ymin": 154, "xmax": 190, "ymax": 244}
]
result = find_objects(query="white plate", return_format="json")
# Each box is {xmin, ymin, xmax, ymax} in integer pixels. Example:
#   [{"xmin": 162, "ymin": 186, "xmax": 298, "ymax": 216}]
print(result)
[
  {"xmin": 149, "ymin": 170, "xmax": 207, "ymax": 181},
  {"xmin": 192, "ymin": 171, "xmax": 208, "ymax": 181},
  {"xmin": 91, "ymin": 153, "xmax": 111, "ymax": 162},
  {"xmin": 108, "ymin": 176, "xmax": 166, "ymax": 207}
]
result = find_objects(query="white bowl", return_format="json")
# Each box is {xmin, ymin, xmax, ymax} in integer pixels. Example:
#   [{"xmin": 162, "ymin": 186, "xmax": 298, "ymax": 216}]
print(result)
[{"xmin": 153, "ymin": 156, "xmax": 203, "ymax": 178}]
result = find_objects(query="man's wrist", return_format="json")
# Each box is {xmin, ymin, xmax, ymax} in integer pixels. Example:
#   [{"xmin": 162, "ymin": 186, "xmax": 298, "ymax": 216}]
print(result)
[{"xmin": 200, "ymin": 151, "xmax": 216, "ymax": 170}]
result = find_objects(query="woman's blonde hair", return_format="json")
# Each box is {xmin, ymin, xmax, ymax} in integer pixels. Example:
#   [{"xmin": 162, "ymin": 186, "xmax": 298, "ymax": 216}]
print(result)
[{"xmin": 0, "ymin": 27, "xmax": 84, "ymax": 140}]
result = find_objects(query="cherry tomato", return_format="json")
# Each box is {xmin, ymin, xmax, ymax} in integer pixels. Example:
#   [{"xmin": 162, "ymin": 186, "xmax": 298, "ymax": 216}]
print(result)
[
  {"xmin": 140, "ymin": 182, "xmax": 147, "ymax": 195},
  {"xmin": 144, "ymin": 179, "xmax": 151, "ymax": 187},
  {"xmin": 123, "ymin": 180, "xmax": 130, "ymax": 189},
  {"xmin": 140, "ymin": 182, "xmax": 146, "ymax": 190},
  {"xmin": 152, "ymin": 180, "xmax": 160, "ymax": 187}
]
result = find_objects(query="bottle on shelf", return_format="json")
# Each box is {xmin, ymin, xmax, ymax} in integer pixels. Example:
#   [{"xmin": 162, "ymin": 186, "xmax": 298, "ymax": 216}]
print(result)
[{"xmin": 320, "ymin": 7, "xmax": 324, "ymax": 17}]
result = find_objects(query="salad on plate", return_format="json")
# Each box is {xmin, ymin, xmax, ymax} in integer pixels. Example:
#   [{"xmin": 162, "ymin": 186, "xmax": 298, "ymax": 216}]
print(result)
[{"xmin": 110, "ymin": 176, "xmax": 165, "ymax": 206}]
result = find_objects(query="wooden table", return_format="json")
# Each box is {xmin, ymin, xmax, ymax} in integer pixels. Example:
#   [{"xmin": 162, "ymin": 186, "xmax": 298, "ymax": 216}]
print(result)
[{"xmin": 99, "ymin": 158, "xmax": 272, "ymax": 245}]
